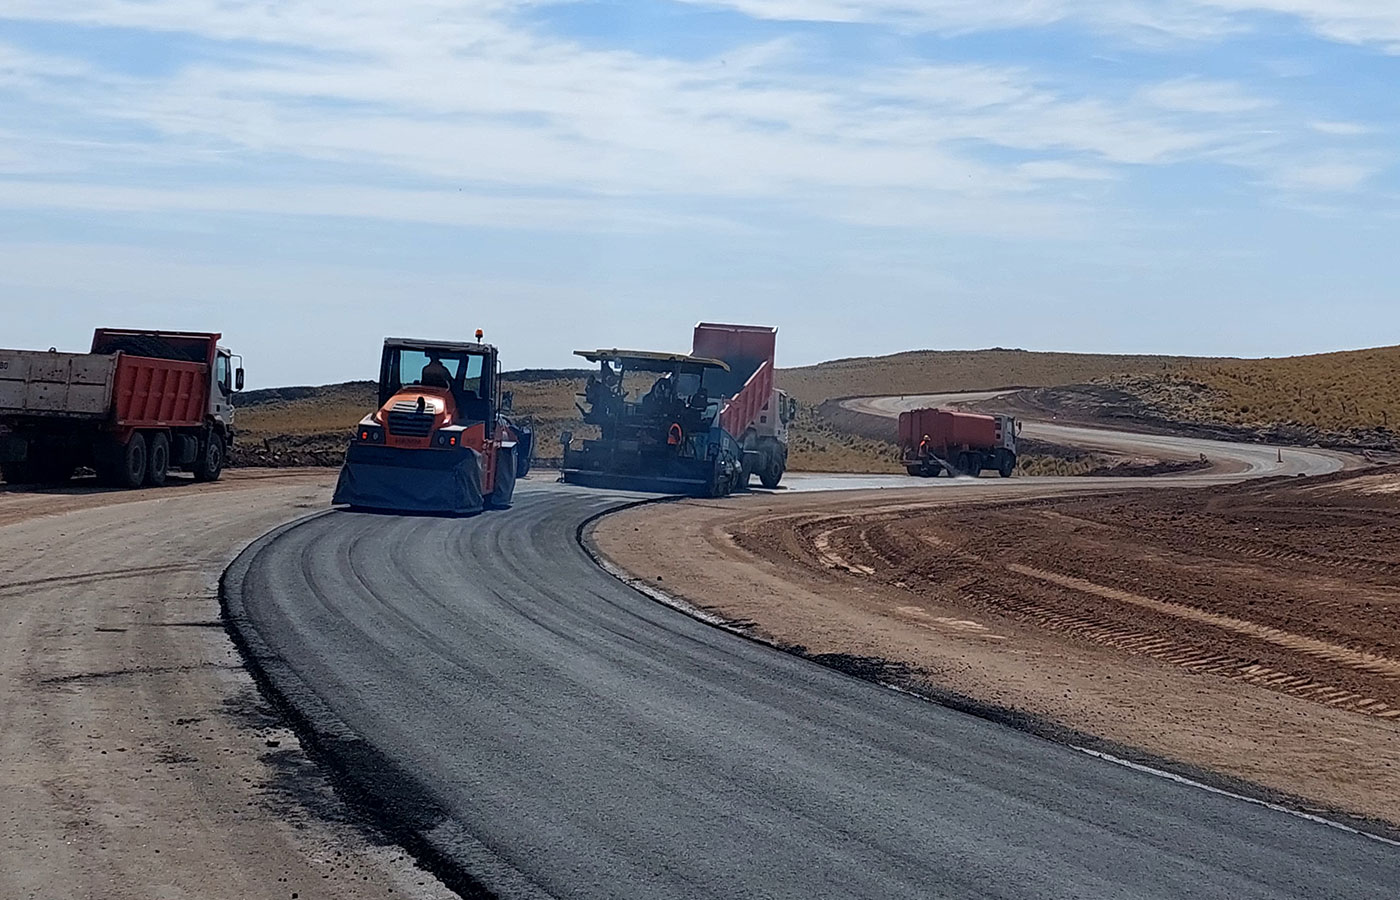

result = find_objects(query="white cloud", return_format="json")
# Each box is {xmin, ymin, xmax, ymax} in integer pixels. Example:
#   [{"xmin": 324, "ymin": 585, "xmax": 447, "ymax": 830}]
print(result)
[
  {"xmin": 1273, "ymin": 161, "xmax": 1377, "ymax": 191},
  {"xmin": 0, "ymin": 0, "xmax": 1389, "ymax": 241},
  {"xmin": 1140, "ymin": 78, "xmax": 1270, "ymax": 114},
  {"xmin": 1308, "ymin": 120, "xmax": 1372, "ymax": 136}
]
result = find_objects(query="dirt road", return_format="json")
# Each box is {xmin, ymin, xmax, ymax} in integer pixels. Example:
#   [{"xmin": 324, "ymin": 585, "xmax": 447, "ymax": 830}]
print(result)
[
  {"xmin": 0, "ymin": 472, "xmax": 453, "ymax": 900},
  {"xmin": 842, "ymin": 392, "xmax": 1351, "ymax": 477},
  {"xmin": 592, "ymin": 469, "xmax": 1400, "ymax": 828}
]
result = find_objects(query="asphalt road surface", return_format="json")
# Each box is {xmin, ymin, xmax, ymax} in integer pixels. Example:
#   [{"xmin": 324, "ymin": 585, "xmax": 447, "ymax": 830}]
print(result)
[
  {"xmin": 841, "ymin": 392, "xmax": 1349, "ymax": 478},
  {"xmin": 227, "ymin": 480, "xmax": 1399, "ymax": 900}
]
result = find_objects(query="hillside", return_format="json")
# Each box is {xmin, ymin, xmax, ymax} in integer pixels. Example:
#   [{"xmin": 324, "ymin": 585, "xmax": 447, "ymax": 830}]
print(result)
[
  {"xmin": 994, "ymin": 346, "xmax": 1400, "ymax": 452},
  {"xmin": 234, "ymin": 371, "xmax": 590, "ymax": 467},
  {"xmin": 1184, "ymin": 346, "xmax": 1400, "ymax": 432},
  {"xmin": 778, "ymin": 348, "xmax": 1213, "ymax": 405},
  {"xmin": 233, "ymin": 343, "xmax": 1400, "ymax": 470}
]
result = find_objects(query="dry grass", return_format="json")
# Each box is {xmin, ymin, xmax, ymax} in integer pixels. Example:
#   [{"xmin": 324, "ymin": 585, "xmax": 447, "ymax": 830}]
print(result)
[
  {"xmin": 779, "ymin": 349, "xmax": 1209, "ymax": 405},
  {"xmin": 1185, "ymin": 346, "xmax": 1400, "ymax": 431}
]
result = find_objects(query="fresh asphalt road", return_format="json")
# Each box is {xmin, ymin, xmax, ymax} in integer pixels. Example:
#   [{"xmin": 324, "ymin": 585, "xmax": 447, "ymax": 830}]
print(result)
[
  {"xmin": 227, "ymin": 479, "xmax": 1399, "ymax": 900},
  {"xmin": 842, "ymin": 392, "xmax": 1349, "ymax": 478}
]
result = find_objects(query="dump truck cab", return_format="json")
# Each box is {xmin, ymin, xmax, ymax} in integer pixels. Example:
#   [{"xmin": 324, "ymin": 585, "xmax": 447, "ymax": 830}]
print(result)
[{"xmin": 333, "ymin": 335, "xmax": 518, "ymax": 514}]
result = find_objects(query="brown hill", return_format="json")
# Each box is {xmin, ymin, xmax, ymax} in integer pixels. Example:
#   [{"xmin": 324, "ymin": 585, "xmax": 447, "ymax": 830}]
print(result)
[
  {"xmin": 778, "ymin": 348, "xmax": 1212, "ymax": 405},
  {"xmin": 234, "ymin": 344, "xmax": 1400, "ymax": 470}
]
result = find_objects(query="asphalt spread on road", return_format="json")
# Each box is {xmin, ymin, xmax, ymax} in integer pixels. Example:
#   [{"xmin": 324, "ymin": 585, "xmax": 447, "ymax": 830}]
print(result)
[{"xmin": 225, "ymin": 480, "xmax": 1398, "ymax": 900}]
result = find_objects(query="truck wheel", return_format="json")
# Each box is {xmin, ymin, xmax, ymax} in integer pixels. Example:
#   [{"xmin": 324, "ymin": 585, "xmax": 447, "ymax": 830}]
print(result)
[
  {"xmin": 960, "ymin": 452, "xmax": 979, "ymax": 477},
  {"xmin": 146, "ymin": 432, "xmax": 170, "ymax": 487},
  {"xmin": 192, "ymin": 434, "xmax": 225, "ymax": 482},
  {"xmin": 116, "ymin": 433, "xmax": 148, "ymax": 489},
  {"xmin": 997, "ymin": 450, "xmax": 1016, "ymax": 478},
  {"xmin": 759, "ymin": 461, "xmax": 784, "ymax": 489}
]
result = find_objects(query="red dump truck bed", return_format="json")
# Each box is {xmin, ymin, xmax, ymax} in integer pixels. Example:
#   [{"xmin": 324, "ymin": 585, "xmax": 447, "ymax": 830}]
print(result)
[
  {"xmin": 898, "ymin": 408, "xmax": 998, "ymax": 453},
  {"xmin": 0, "ymin": 330, "xmax": 219, "ymax": 427},
  {"xmin": 692, "ymin": 323, "xmax": 777, "ymax": 437},
  {"xmin": 110, "ymin": 356, "xmax": 210, "ymax": 427}
]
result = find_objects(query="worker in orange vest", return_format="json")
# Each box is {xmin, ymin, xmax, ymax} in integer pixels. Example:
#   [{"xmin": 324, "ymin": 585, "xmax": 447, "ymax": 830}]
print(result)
[{"xmin": 918, "ymin": 434, "xmax": 932, "ymax": 459}]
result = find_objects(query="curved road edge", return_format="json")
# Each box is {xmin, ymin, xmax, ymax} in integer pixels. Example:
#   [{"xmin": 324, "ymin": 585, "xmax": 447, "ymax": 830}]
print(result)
[
  {"xmin": 220, "ymin": 511, "xmax": 553, "ymax": 900},
  {"xmin": 577, "ymin": 499, "xmax": 1400, "ymax": 847},
  {"xmin": 839, "ymin": 393, "xmax": 1355, "ymax": 479}
]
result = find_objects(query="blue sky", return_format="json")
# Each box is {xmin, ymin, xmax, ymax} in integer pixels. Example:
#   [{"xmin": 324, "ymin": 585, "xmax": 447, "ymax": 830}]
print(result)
[{"xmin": 0, "ymin": 0, "xmax": 1396, "ymax": 387}]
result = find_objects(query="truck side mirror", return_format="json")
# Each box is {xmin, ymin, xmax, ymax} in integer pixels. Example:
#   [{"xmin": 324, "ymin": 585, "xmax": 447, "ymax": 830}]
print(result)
[
  {"xmin": 501, "ymin": 390, "xmax": 514, "ymax": 412},
  {"xmin": 235, "ymin": 368, "xmax": 245, "ymax": 391}
]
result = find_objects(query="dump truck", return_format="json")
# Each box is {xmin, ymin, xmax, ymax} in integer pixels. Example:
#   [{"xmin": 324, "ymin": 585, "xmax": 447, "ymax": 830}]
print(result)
[
  {"xmin": 560, "ymin": 349, "xmax": 745, "ymax": 497},
  {"xmin": 691, "ymin": 322, "xmax": 795, "ymax": 489},
  {"xmin": 0, "ymin": 328, "xmax": 242, "ymax": 488},
  {"xmin": 900, "ymin": 407, "xmax": 1018, "ymax": 477},
  {"xmin": 331, "ymin": 333, "xmax": 519, "ymax": 514}
]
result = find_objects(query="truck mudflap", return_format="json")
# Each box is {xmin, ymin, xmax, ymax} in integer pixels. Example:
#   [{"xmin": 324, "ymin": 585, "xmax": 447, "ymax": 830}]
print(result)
[{"xmin": 332, "ymin": 442, "xmax": 485, "ymax": 515}]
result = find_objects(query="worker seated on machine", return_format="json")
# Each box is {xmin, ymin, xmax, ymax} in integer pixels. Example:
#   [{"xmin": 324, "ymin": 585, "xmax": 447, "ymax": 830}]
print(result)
[
  {"xmin": 688, "ymin": 385, "xmax": 709, "ymax": 412},
  {"xmin": 420, "ymin": 353, "xmax": 452, "ymax": 389},
  {"xmin": 641, "ymin": 375, "xmax": 676, "ymax": 416}
]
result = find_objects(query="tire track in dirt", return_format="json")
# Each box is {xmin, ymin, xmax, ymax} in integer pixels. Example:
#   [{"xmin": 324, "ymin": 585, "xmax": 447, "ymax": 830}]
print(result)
[{"xmin": 743, "ymin": 472, "xmax": 1400, "ymax": 723}]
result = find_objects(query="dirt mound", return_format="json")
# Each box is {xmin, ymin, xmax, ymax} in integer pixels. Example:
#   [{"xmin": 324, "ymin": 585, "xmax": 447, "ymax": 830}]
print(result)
[{"xmin": 229, "ymin": 432, "xmax": 348, "ymax": 468}]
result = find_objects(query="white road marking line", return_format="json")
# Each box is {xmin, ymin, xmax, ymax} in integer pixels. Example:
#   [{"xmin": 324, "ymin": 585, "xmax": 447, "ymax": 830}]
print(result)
[{"xmin": 1072, "ymin": 746, "xmax": 1400, "ymax": 848}]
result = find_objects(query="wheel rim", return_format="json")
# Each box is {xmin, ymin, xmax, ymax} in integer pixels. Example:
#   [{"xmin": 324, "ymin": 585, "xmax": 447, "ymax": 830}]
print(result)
[
  {"xmin": 208, "ymin": 440, "xmax": 222, "ymax": 472},
  {"xmin": 128, "ymin": 446, "xmax": 146, "ymax": 482}
]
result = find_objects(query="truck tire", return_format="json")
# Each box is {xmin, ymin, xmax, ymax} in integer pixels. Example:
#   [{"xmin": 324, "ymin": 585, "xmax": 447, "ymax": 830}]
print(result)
[
  {"xmin": 759, "ymin": 460, "xmax": 784, "ymax": 489},
  {"xmin": 960, "ymin": 452, "xmax": 980, "ymax": 477},
  {"xmin": 115, "ymin": 433, "xmax": 148, "ymax": 489},
  {"xmin": 192, "ymin": 433, "xmax": 225, "ymax": 482},
  {"xmin": 146, "ymin": 432, "xmax": 170, "ymax": 487},
  {"xmin": 997, "ymin": 449, "xmax": 1016, "ymax": 478}
]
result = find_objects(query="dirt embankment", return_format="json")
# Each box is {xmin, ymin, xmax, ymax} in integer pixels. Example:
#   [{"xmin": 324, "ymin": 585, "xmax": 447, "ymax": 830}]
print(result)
[
  {"xmin": 998, "ymin": 375, "xmax": 1398, "ymax": 455},
  {"xmin": 591, "ymin": 468, "xmax": 1400, "ymax": 827}
]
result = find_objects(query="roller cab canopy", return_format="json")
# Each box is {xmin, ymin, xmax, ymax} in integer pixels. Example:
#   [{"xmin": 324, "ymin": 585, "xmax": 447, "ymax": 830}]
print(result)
[{"xmin": 574, "ymin": 349, "xmax": 729, "ymax": 374}]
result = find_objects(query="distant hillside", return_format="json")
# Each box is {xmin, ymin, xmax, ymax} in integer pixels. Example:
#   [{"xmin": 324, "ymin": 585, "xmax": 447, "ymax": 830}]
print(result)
[
  {"xmin": 233, "ymin": 344, "xmax": 1400, "ymax": 468},
  {"xmin": 1183, "ymin": 346, "xmax": 1400, "ymax": 432},
  {"xmin": 234, "ymin": 369, "xmax": 591, "ymax": 466},
  {"xmin": 778, "ymin": 348, "xmax": 1216, "ymax": 405}
]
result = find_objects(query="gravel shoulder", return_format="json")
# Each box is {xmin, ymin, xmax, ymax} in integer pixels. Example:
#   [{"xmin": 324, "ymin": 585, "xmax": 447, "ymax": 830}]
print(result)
[
  {"xmin": 0, "ymin": 470, "xmax": 455, "ymax": 900},
  {"xmin": 591, "ymin": 473, "xmax": 1400, "ymax": 828}
]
